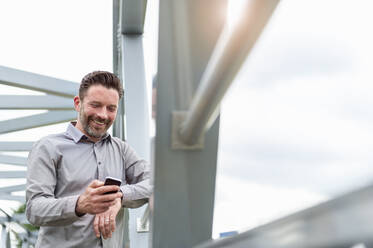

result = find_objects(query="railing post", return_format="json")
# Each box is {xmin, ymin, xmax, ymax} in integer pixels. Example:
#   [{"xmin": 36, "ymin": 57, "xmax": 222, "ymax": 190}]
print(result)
[{"xmin": 152, "ymin": 0, "xmax": 226, "ymax": 247}]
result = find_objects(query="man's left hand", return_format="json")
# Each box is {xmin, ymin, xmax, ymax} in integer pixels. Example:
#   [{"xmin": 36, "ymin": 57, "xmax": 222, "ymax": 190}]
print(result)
[{"xmin": 94, "ymin": 198, "xmax": 122, "ymax": 239}]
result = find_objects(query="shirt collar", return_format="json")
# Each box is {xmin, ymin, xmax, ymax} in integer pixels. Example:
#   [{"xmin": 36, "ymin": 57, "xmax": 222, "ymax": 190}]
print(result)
[{"xmin": 66, "ymin": 121, "xmax": 111, "ymax": 143}]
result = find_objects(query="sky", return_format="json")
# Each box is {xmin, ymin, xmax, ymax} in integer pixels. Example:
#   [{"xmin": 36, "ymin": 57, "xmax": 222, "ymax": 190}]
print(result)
[
  {"xmin": 1, "ymin": 0, "xmax": 373, "ymax": 241},
  {"xmin": 214, "ymin": 0, "xmax": 373, "ymax": 234},
  {"xmin": 0, "ymin": 0, "xmax": 115, "ymax": 242}
]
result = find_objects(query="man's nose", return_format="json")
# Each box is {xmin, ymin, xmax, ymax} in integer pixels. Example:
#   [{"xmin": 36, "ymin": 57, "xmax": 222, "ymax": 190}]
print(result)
[{"xmin": 96, "ymin": 108, "xmax": 108, "ymax": 119}]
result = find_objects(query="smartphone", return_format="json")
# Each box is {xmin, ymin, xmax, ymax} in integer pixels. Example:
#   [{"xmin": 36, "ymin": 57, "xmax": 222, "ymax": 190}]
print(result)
[{"xmin": 104, "ymin": 176, "xmax": 122, "ymax": 194}]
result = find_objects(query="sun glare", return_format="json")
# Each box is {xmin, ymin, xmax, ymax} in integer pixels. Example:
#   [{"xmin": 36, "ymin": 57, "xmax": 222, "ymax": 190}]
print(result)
[{"xmin": 226, "ymin": 0, "xmax": 249, "ymax": 29}]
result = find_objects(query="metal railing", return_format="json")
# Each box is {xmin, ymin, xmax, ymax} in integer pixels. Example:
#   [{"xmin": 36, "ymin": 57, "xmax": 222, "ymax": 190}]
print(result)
[
  {"xmin": 0, "ymin": 209, "xmax": 38, "ymax": 247},
  {"xmin": 137, "ymin": 204, "xmax": 150, "ymax": 233},
  {"xmin": 0, "ymin": 65, "xmax": 78, "ymax": 247},
  {"xmin": 176, "ymin": 0, "xmax": 281, "ymax": 147},
  {"xmin": 166, "ymin": 0, "xmax": 373, "ymax": 247},
  {"xmin": 194, "ymin": 184, "xmax": 373, "ymax": 248}
]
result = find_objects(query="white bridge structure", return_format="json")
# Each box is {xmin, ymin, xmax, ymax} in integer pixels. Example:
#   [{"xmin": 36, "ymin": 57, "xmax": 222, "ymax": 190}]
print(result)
[{"xmin": 1, "ymin": 0, "xmax": 373, "ymax": 247}]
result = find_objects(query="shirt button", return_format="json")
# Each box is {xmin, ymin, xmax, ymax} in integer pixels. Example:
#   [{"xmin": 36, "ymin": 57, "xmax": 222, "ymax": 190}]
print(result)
[{"xmin": 98, "ymin": 162, "xmax": 101, "ymax": 165}]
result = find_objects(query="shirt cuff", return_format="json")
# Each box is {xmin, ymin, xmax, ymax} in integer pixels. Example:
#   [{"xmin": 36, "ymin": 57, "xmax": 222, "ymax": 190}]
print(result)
[
  {"xmin": 66, "ymin": 195, "xmax": 85, "ymax": 218},
  {"xmin": 120, "ymin": 185, "xmax": 135, "ymax": 203}
]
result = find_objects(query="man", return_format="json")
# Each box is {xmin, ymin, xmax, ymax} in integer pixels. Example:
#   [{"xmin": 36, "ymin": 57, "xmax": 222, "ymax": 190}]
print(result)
[{"xmin": 26, "ymin": 71, "xmax": 152, "ymax": 247}]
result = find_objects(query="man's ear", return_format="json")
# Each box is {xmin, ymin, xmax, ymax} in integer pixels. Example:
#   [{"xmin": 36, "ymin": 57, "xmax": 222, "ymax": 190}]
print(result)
[{"xmin": 73, "ymin": 96, "xmax": 81, "ymax": 112}]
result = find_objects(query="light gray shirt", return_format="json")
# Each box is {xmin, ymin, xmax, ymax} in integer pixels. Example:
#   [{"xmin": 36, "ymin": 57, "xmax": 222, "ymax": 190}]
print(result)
[{"xmin": 26, "ymin": 122, "xmax": 152, "ymax": 248}]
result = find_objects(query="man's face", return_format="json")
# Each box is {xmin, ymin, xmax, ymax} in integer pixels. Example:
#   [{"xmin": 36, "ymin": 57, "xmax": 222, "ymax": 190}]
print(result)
[{"xmin": 74, "ymin": 84, "xmax": 119, "ymax": 142}]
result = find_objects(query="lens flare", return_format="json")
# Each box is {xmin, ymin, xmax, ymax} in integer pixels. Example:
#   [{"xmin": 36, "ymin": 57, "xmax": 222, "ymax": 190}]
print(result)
[{"xmin": 227, "ymin": 0, "xmax": 249, "ymax": 29}]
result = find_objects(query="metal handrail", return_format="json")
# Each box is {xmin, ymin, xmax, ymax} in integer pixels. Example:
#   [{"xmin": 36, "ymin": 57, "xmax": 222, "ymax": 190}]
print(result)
[
  {"xmin": 178, "ymin": 0, "xmax": 281, "ymax": 145},
  {"xmin": 140, "ymin": 204, "xmax": 150, "ymax": 229},
  {"xmin": 194, "ymin": 184, "xmax": 373, "ymax": 248},
  {"xmin": 0, "ymin": 210, "xmax": 38, "ymax": 247},
  {"xmin": 136, "ymin": 204, "xmax": 150, "ymax": 233}
]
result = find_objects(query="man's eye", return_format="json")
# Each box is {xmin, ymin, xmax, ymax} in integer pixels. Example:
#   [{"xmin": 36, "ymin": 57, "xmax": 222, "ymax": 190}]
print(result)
[
  {"xmin": 91, "ymin": 104, "xmax": 100, "ymax": 108},
  {"xmin": 108, "ymin": 107, "xmax": 117, "ymax": 112}
]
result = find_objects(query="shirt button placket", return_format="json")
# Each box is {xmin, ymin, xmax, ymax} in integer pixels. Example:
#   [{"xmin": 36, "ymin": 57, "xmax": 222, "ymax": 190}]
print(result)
[{"xmin": 95, "ymin": 143, "xmax": 104, "ymax": 181}]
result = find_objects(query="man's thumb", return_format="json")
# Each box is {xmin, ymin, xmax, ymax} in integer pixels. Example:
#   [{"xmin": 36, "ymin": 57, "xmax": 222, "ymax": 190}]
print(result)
[{"xmin": 89, "ymin": 179, "xmax": 104, "ymax": 188}]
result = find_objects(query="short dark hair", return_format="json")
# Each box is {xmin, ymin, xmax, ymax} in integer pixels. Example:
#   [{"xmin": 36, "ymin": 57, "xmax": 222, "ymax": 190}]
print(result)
[{"xmin": 79, "ymin": 71, "xmax": 124, "ymax": 100}]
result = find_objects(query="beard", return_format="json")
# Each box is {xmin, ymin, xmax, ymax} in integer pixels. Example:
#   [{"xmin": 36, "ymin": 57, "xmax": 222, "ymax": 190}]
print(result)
[{"xmin": 79, "ymin": 105, "xmax": 112, "ymax": 139}]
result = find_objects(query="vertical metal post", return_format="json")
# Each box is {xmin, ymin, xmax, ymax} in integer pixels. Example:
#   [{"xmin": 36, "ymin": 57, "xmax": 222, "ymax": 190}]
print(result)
[
  {"xmin": 21, "ymin": 241, "xmax": 28, "ymax": 248},
  {"xmin": 113, "ymin": 0, "xmax": 126, "ymax": 141},
  {"xmin": 0, "ymin": 225, "xmax": 10, "ymax": 248},
  {"xmin": 1, "ymin": 225, "xmax": 6, "ymax": 248},
  {"xmin": 112, "ymin": 1, "xmax": 130, "ymax": 247},
  {"xmin": 122, "ymin": 35, "xmax": 150, "ymax": 160},
  {"xmin": 122, "ymin": 34, "xmax": 151, "ymax": 248},
  {"xmin": 152, "ymin": 0, "xmax": 226, "ymax": 247},
  {"xmin": 113, "ymin": 0, "xmax": 150, "ymax": 247}
]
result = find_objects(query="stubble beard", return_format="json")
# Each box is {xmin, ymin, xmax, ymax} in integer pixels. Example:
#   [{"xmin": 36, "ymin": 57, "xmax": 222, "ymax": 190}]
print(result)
[{"xmin": 79, "ymin": 106, "xmax": 111, "ymax": 139}]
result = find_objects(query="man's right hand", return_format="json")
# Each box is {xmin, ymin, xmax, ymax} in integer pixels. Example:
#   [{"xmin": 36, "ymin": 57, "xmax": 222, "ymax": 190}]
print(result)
[{"xmin": 75, "ymin": 180, "xmax": 123, "ymax": 216}]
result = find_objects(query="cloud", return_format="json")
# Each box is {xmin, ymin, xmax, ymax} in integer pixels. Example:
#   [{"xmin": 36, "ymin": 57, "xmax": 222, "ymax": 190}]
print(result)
[
  {"xmin": 0, "ymin": 0, "xmax": 112, "ymax": 82},
  {"xmin": 217, "ymin": 77, "xmax": 373, "ymax": 195},
  {"xmin": 230, "ymin": 0, "xmax": 373, "ymax": 89},
  {"xmin": 212, "ymin": 175, "xmax": 327, "ymax": 237},
  {"xmin": 215, "ymin": 0, "xmax": 373, "ymax": 207},
  {"xmin": 241, "ymin": 39, "xmax": 356, "ymax": 88}
]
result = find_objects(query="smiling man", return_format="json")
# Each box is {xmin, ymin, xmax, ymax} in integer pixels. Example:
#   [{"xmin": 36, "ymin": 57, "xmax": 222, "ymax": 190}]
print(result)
[{"xmin": 26, "ymin": 71, "xmax": 152, "ymax": 248}]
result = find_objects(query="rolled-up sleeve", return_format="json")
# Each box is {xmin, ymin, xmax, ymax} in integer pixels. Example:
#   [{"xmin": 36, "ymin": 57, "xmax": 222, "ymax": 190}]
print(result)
[
  {"xmin": 26, "ymin": 139, "xmax": 80, "ymax": 226},
  {"xmin": 120, "ymin": 142, "xmax": 153, "ymax": 208}
]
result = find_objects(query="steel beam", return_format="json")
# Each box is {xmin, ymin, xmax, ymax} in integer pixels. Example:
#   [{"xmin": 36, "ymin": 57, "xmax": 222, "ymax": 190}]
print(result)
[
  {"xmin": 113, "ymin": 0, "xmax": 126, "ymax": 141},
  {"xmin": 152, "ymin": 0, "xmax": 226, "ymax": 247},
  {"xmin": 178, "ymin": 0, "xmax": 280, "ymax": 146},
  {"xmin": 10, "ymin": 213, "xmax": 28, "ymax": 223},
  {"xmin": 0, "ymin": 224, "xmax": 10, "ymax": 248},
  {"xmin": 0, "ymin": 95, "xmax": 73, "ymax": 110},
  {"xmin": 113, "ymin": 0, "xmax": 121, "ymax": 77},
  {"xmin": 0, "ymin": 214, "xmax": 33, "ymax": 226},
  {"xmin": 114, "ymin": 1, "xmax": 150, "ymax": 247},
  {"xmin": 0, "ymin": 214, "xmax": 31, "ymax": 226},
  {"xmin": 0, "ymin": 218, "xmax": 38, "ymax": 248},
  {"xmin": 113, "ymin": 1, "xmax": 130, "ymax": 247},
  {"xmin": 194, "ymin": 184, "xmax": 373, "ymax": 248},
  {"xmin": 0, "ymin": 155, "xmax": 27, "ymax": 166},
  {"xmin": 0, "ymin": 184, "xmax": 26, "ymax": 194},
  {"xmin": 0, "ymin": 110, "xmax": 76, "ymax": 134},
  {"xmin": 170, "ymin": 0, "xmax": 194, "ymax": 111},
  {"xmin": 0, "ymin": 194, "xmax": 25, "ymax": 202},
  {"xmin": 0, "ymin": 65, "xmax": 79, "ymax": 97},
  {"xmin": 0, "ymin": 171, "xmax": 26, "ymax": 178},
  {"xmin": 121, "ymin": 0, "xmax": 147, "ymax": 34},
  {"xmin": 0, "ymin": 142, "xmax": 34, "ymax": 151},
  {"xmin": 122, "ymin": 34, "xmax": 150, "ymax": 248},
  {"xmin": 16, "ymin": 232, "xmax": 38, "ymax": 246},
  {"xmin": 0, "ymin": 217, "xmax": 8, "ymax": 223},
  {"xmin": 137, "ymin": 204, "xmax": 150, "ymax": 232},
  {"xmin": 122, "ymin": 36, "xmax": 150, "ymax": 161}
]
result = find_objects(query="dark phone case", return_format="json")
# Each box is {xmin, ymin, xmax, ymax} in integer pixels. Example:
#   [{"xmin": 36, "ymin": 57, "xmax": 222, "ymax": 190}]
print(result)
[{"xmin": 104, "ymin": 178, "xmax": 121, "ymax": 194}]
